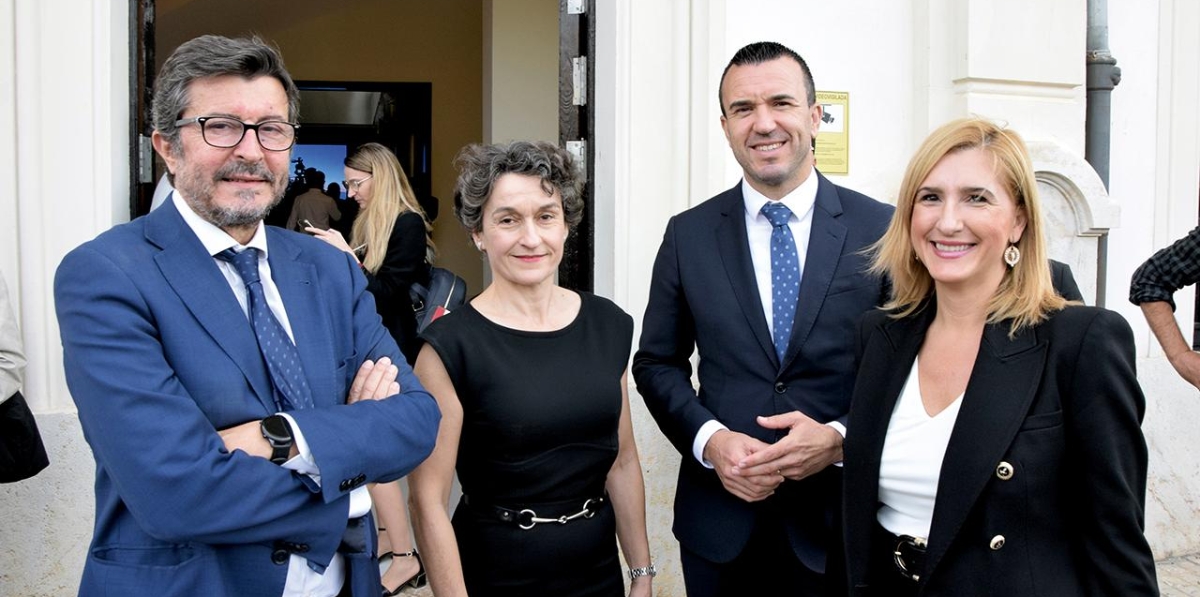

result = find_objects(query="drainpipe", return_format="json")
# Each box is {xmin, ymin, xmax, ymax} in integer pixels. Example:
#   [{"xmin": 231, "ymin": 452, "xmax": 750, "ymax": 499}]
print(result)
[{"xmin": 1086, "ymin": 0, "xmax": 1120, "ymax": 307}]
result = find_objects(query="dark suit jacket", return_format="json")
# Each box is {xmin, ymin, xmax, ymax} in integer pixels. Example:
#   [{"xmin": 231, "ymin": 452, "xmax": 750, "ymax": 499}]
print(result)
[
  {"xmin": 843, "ymin": 303, "xmax": 1158, "ymax": 596},
  {"xmin": 633, "ymin": 175, "xmax": 893, "ymax": 571},
  {"xmin": 364, "ymin": 211, "xmax": 430, "ymax": 364},
  {"xmin": 54, "ymin": 203, "xmax": 441, "ymax": 597}
]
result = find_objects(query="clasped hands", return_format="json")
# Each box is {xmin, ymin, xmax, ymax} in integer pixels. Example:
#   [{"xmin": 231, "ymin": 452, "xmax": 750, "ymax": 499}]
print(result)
[
  {"xmin": 218, "ymin": 357, "xmax": 401, "ymax": 460},
  {"xmin": 702, "ymin": 411, "xmax": 843, "ymax": 503}
]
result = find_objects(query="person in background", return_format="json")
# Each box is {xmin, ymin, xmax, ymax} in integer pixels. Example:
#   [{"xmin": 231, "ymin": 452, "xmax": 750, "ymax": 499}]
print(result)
[
  {"xmin": 307, "ymin": 142, "xmax": 434, "ymax": 595},
  {"xmin": 409, "ymin": 141, "xmax": 653, "ymax": 596},
  {"xmin": 287, "ymin": 167, "xmax": 341, "ymax": 232},
  {"xmin": 842, "ymin": 117, "xmax": 1158, "ymax": 596},
  {"xmin": 1129, "ymin": 225, "xmax": 1200, "ymax": 389},
  {"xmin": 0, "ymin": 273, "xmax": 25, "ymax": 411}
]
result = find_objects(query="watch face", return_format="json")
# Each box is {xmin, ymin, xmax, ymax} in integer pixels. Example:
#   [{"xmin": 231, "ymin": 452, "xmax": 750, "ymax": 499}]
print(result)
[{"xmin": 261, "ymin": 415, "xmax": 292, "ymax": 441}]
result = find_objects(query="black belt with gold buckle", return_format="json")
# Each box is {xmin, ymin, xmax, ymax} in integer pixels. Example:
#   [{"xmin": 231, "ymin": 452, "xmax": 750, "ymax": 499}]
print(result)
[{"xmin": 892, "ymin": 533, "xmax": 927, "ymax": 582}]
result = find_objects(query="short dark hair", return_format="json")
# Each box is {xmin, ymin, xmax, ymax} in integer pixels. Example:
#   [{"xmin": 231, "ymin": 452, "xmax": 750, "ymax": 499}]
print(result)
[
  {"xmin": 453, "ymin": 141, "xmax": 584, "ymax": 234},
  {"xmin": 718, "ymin": 41, "xmax": 816, "ymax": 115},
  {"xmin": 152, "ymin": 35, "xmax": 300, "ymax": 153}
]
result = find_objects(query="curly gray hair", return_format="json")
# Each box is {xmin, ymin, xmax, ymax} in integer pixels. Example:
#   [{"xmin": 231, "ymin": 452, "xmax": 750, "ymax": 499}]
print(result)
[
  {"xmin": 152, "ymin": 35, "xmax": 300, "ymax": 157},
  {"xmin": 452, "ymin": 141, "xmax": 584, "ymax": 234}
]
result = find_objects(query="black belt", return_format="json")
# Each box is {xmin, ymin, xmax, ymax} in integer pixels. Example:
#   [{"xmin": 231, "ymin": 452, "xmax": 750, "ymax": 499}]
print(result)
[
  {"xmin": 875, "ymin": 523, "xmax": 926, "ymax": 584},
  {"xmin": 463, "ymin": 494, "xmax": 606, "ymax": 530}
]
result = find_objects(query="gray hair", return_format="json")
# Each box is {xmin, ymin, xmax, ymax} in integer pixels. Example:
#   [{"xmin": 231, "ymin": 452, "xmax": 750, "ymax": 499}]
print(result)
[
  {"xmin": 152, "ymin": 35, "xmax": 300, "ymax": 154},
  {"xmin": 453, "ymin": 141, "xmax": 584, "ymax": 234}
]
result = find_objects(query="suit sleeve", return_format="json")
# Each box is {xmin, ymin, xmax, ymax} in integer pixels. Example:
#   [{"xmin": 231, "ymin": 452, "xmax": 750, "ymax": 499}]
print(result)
[
  {"xmin": 286, "ymin": 250, "xmax": 441, "ymax": 503},
  {"xmin": 364, "ymin": 212, "xmax": 428, "ymax": 308},
  {"xmin": 55, "ymin": 246, "xmax": 350, "ymax": 560},
  {"xmin": 1064, "ymin": 310, "xmax": 1158, "ymax": 595},
  {"xmin": 633, "ymin": 217, "xmax": 719, "ymax": 455}
]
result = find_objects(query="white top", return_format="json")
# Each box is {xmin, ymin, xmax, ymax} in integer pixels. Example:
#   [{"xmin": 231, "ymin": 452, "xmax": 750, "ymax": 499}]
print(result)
[
  {"xmin": 173, "ymin": 193, "xmax": 369, "ymax": 597},
  {"xmin": 876, "ymin": 358, "xmax": 964, "ymax": 539},
  {"xmin": 691, "ymin": 175, "xmax": 820, "ymax": 465},
  {"xmin": 0, "ymin": 274, "xmax": 26, "ymax": 403}
]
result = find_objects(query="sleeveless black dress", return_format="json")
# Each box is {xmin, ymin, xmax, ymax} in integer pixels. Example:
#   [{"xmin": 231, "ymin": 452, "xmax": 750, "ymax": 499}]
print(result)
[{"xmin": 422, "ymin": 291, "xmax": 633, "ymax": 596}]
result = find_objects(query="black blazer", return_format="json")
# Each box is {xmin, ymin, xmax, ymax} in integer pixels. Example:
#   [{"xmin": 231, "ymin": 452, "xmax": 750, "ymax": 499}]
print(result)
[
  {"xmin": 843, "ymin": 303, "xmax": 1158, "ymax": 596},
  {"xmin": 634, "ymin": 175, "xmax": 893, "ymax": 571},
  {"xmin": 364, "ymin": 211, "xmax": 430, "ymax": 364}
]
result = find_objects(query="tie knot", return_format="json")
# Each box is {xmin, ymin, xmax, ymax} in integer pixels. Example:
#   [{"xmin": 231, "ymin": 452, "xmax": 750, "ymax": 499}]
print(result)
[
  {"xmin": 217, "ymin": 247, "xmax": 262, "ymax": 285},
  {"xmin": 760, "ymin": 202, "xmax": 793, "ymax": 228}
]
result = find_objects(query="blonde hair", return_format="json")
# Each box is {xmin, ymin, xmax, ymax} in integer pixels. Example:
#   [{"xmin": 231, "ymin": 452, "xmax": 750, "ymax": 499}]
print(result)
[
  {"xmin": 345, "ymin": 143, "xmax": 435, "ymax": 273},
  {"xmin": 870, "ymin": 117, "xmax": 1066, "ymax": 334}
]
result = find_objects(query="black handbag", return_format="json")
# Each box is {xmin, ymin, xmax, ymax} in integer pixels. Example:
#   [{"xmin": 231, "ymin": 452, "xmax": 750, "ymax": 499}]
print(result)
[
  {"xmin": 0, "ymin": 390, "xmax": 50, "ymax": 483},
  {"xmin": 410, "ymin": 266, "xmax": 468, "ymax": 333}
]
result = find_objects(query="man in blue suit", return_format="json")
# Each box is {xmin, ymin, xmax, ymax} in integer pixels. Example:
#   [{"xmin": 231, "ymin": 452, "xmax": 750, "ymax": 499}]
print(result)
[
  {"xmin": 633, "ymin": 42, "xmax": 893, "ymax": 596},
  {"xmin": 54, "ymin": 35, "xmax": 440, "ymax": 597}
]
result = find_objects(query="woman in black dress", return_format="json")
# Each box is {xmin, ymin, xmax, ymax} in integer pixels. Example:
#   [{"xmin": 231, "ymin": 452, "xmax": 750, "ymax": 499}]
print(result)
[{"xmin": 409, "ymin": 141, "xmax": 654, "ymax": 596}]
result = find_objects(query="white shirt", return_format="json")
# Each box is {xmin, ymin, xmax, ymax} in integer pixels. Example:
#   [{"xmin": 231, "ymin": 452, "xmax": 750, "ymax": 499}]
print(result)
[
  {"xmin": 0, "ymin": 274, "xmax": 26, "ymax": 403},
  {"xmin": 692, "ymin": 174, "xmax": 827, "ymax": 466},
  {"xmin": 173, "ymin": 193, "xmax": 370, "ymax": 597},
  {"xmin": 876, "ymin": 358, "xmax": 964, "ymax": 539}
]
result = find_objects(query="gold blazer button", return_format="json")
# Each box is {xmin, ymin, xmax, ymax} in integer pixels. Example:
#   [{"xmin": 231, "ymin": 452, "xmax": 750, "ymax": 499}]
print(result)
[
  {"xmin": 990, "ymin": 535, "xmax": 1006, "ymax": 550},
  {"xmin": 995, "ymin": 461, "xmax": 1014, "ymax": 480}
]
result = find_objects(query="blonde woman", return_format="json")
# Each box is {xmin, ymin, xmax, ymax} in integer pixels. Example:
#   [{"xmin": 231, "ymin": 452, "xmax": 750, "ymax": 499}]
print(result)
[
  {"xmin": 842, "ymin": 118, "xmax": 1157, "ymax": 596},
  {"xmin": 308, "ymin": 142, "xmax": 436, "ymax": 595}
]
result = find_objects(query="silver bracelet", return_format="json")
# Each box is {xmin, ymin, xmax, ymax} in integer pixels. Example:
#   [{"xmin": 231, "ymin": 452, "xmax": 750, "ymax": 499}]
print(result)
[{"xmin": 629, "ymin": 563, "xmax": 657, "ymax": 581}]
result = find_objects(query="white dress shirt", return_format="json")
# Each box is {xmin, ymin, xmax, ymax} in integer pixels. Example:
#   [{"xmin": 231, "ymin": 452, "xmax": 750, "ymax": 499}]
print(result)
[
  {"xmin": 692, "ymin": 175, "xmax": 823, "ymax": 466},
  {"xmin": 173, "ymin": 193, "xmax": 370, "ymax": 596}
]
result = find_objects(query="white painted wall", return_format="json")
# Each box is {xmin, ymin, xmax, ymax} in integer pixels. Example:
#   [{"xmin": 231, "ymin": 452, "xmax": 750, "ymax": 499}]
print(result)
[
  {"xmin": 0, "ymin": 0, "xmax": 129, "ymax": 593},
  {"xmin": 1107, "ymin": 0, "xmax": 1200, "ymax": 559}
]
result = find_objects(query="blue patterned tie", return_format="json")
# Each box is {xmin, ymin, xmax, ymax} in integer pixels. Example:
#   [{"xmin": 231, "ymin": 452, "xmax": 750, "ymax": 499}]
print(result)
[
  {"xmin": 760, "ymin": 202, "xmax": 801, "ymax": 362},
  {"xmin": 218, "ymin": 248, "xmax": 313, "ymax": 411}
]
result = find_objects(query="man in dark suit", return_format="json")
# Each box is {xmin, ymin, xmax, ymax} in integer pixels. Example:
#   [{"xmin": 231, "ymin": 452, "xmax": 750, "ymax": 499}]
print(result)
[
  {"xmin": 633, "ymin": 42, "xmax": 893, "ymax": 596},
  {"xmin": 54, "ymin": 35, "xmax": 439, "ymax": 597}
]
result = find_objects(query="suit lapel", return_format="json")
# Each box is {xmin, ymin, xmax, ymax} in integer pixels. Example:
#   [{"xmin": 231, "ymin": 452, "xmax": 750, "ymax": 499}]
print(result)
[
  {"xmin": 714, "ymin": 186, "xmax": 778, "ymax": 367},
  {"xmin": 266, "ymin": 230, "xmax": 338, "ymax": 407},
  {"xmin": 147, "ymin": 205, "xmax": 277, "ymax": 413},
  {"xmin": 784, "ymin": 174, "xmax": 847, "ymax": 366},
  {"xmin": 922, "ymin": 320, "xmax": 1047, "ymax": 580}
]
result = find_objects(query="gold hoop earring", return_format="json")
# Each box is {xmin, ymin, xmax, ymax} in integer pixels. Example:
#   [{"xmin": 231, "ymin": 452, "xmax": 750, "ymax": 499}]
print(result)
[{"xmin": 1004, "ymin": 244, "xmax": 1021, "ymax": 268}]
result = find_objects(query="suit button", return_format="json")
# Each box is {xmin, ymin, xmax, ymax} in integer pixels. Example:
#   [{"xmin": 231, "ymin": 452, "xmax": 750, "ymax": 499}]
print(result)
[
  {"xmin": 989, "ymin": 535, "xmax": 1006, "ymax": 550},
  {"xmin": 271, "ymin": 548, "xmax": 289, "ymax": 565},
  {"xmin": 774, "ymin": 382, "xmax": 787, "ymax": 394},
  {"xmin": 339, "ymin": 480, "xmax": 352, "ymax": 492},
  {"xmin": 995, "ymin": 461, "xmax": 1014, "ymax": 480}
]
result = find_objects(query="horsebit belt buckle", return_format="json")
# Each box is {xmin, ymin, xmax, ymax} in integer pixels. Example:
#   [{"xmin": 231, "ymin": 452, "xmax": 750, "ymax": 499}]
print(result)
[
  {"xmin": 893, "ymin": 534, "xmax": 927, "ymax": 582},
  {"xmin": 517, "ymin": 497, "xmax": 603, "ymax": 530}
]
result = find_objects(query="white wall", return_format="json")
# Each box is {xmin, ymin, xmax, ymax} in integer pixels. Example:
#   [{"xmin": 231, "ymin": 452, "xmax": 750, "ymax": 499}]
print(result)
[
  {"xmin": 1107, "ymin": 0, "xmax": 1200, "ymax": 558},
  {"xmin": 0, "ymin": 0, "xmax": 129, "ymax": 593}
]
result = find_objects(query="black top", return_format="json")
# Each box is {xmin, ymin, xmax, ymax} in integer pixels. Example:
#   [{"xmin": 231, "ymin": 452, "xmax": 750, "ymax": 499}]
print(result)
[
  {"xmin": 363, "ymin": 210, "xmax": 429, "ymax": 363},
  {"xmin": 422, "ymin": 291, "xmax": 634, "ymax": 505}
]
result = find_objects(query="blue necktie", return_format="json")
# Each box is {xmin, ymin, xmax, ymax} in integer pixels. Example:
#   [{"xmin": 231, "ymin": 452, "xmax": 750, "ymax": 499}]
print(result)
[
  {"xmin": 761, "ymin": 202, "xmax": 801, "ymax": 362},
  {"xmin": 218, "ymin": 248, "xmax": 313, "ymax": 411}
]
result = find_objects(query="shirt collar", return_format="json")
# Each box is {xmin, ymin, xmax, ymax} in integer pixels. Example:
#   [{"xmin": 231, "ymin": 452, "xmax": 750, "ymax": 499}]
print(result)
[
  {"xmin": 171, "ymin": 190, "xmax": 269, "ymax": 257},
  {"xmin": 741, "ymin": 169, "xmax": 820, "ymax": 222}
]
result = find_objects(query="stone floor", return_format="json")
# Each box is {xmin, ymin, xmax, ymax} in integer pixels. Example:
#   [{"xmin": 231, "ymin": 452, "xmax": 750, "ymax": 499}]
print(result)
[
  {"xmin": 1160, "ymin": 553, "xmax": 1200, "ymax": 596},
  {"xmin": 386, "ymin": 554, "xmax": 1200, "ymax": 596}
]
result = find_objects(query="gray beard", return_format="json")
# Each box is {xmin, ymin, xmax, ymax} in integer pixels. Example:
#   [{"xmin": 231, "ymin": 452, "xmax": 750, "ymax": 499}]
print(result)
[{"xmin": 176, "ymin": 160, "xmax": 285, "ymax": 228}]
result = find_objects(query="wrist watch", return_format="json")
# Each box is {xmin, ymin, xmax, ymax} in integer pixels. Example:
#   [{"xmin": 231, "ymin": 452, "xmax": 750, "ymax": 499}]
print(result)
[
  {"xmin": 628, "ymin": 563, "xmax": 657, "ymax": 581},
  {"xmin": 259, "ymin": 415, "xmax": 294, "ymax": 465}
]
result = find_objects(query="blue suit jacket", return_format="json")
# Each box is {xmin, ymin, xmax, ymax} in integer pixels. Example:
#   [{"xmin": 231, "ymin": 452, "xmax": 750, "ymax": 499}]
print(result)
[
  {"xmin": 633, "ymin": 174, "xmax": 893, "ymax": 571},
  {"xmin": 54, "ymin": 204, "xmax": 440, "ymax": 597}
]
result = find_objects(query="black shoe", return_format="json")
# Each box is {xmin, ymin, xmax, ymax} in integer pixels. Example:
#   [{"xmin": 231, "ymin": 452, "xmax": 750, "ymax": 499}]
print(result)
[{"xmin": 382, "ymin": 550, "xmax": 427, "ymax": 596}]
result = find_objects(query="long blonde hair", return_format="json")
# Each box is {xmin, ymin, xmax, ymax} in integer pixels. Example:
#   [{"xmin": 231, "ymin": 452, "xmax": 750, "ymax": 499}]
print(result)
[
  {"xmin": 345, "ymin": 143, "xmax": 435, "ymax": 273},
  {"xmin": 870, "ymin": 117, "xmax": 1066, "ymax": 334}
]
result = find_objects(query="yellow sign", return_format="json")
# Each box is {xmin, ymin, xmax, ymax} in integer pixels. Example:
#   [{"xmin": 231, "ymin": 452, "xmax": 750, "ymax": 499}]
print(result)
[{"xmin": 815, "ymin": 91, "xmax": 849, "ymax": 175}]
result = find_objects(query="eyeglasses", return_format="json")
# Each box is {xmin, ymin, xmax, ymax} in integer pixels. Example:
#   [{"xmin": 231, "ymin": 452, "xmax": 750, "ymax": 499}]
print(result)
[
  {"xmin": 174, "ymin": 116, "xmax": 300, "ymax": 151},
  {"xmin": 343, "ymin": 175, "xmax": 373, "ymax": 191}
]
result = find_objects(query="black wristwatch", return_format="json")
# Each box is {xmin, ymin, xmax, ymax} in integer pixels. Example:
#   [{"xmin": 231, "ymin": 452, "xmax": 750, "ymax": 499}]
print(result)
[{"xmin": 260, "ymin": 415, "xmax": 294, "ymax": 465}]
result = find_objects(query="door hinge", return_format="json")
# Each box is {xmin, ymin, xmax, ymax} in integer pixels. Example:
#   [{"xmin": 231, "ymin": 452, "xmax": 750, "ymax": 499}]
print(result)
[
  {"xmin": 566, "ymin": 0, "xmax": 586, "ymax": 15},
  {"xmin": 138, "ymin": 134, "xmax": 154, "ymax": 183},
  {"xmin": 566, "ymin": 140, "xmax": 587, "ymax": 170},
  {"xmin": 572, "ymin": 56, "xmax": 587, "ymax": 106}
]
